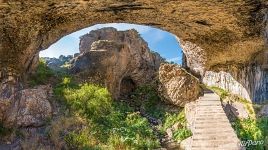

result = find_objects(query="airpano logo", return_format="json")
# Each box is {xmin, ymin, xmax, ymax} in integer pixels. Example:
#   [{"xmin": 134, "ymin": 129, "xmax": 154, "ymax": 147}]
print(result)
[{"xmin": 238, "ymin": 138, "xmax": 268, "ymax": 147}]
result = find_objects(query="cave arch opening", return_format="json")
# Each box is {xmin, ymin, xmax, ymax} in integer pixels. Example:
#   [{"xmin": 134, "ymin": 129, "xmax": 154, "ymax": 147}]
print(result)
[
  {"xmin": 37, "ymin": 23, "xmax": 186, "ymax": 97},
  {"xmin": 39, "ymin": 23, "xmax": 184, "ymax": 65}
]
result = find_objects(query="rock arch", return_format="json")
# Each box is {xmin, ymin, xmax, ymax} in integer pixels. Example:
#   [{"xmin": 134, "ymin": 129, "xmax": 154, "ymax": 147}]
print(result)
[{"xmin": 0, "ymin": 0, "xmax": 267, "ymax": 126}]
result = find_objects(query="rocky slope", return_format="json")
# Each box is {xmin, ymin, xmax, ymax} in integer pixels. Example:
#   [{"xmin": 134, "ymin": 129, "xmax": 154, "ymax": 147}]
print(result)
[{"xmin": 70, "ymin": 27, "xmax": 164, "ymax": 98}]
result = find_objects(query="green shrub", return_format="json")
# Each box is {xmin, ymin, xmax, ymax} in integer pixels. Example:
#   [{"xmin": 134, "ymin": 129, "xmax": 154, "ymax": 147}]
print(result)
[
  {"xmin": 64, "ymin": 83, "xmax": 112, "ymax": 121},
  {"xmin": 232, "ymin": 117, "xmax": 268, "ymax": 150},
  {"xmin": 131, "ymin": 85, "xmax": 166, "ymax": 119},
  {"xmin": 55, "ymin": 83, "xmax": 160, "ymax": 149},
  {"xmin": 29, "ymin": 58, "xmax": 53, "ymax": 86},
  {"xmin": 161, "ymin": 111, "xmax": 192, "ymax": 142}
]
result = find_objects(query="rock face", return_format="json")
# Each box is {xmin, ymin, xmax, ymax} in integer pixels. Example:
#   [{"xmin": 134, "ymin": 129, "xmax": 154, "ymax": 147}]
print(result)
[
  {"xmin": 71, "ymin": 28, "xmax": 164, "ymax": 98},
  {"xmin": 0, "ymin": 0, "xmax": 267, "ymax": 80},
  {"xmin": 202, "ymin": 51, "xmax": 268, "ymax": 103},
  {"xmin": 0, "ymin": 0, "xmax": 267, "ymax": 126},
  {"xmin": 259, "ymin": 105, "xmax": 268, "ymax": 117},
  {"xmin": 158, "ymin": 63, "xmax": 202, "ymax": 106},
  {"xmin": 3, "ymin": 85, "xmax": 52, "ymax": 127}
]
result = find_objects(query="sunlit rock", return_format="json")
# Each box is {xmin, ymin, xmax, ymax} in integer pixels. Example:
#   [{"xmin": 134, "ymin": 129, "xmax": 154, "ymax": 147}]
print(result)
[
  {"xmin": 70, "ymin": 28, "xmax": 164, "ymax": 98},
  {"xmin": 158, "ymin": 63, "xmax": 202, "ymax": 106}
]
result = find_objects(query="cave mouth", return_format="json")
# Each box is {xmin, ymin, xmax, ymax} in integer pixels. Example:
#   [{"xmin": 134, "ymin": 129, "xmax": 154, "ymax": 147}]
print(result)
[{"xmin": 120, "ymin": 76, "xmax": 137, "ymax": 97}]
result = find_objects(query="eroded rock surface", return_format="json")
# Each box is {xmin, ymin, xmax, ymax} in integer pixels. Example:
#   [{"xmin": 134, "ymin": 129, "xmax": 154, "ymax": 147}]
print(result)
[
  {"xmin": 203, "ymin": 51, "xmax": 268, "ymax": 103},
  {"xmin": 3, "ymin": 85, "xmax": 52, "ymax": 127},
  {"xmin": 158, "ymin": 63, "xmax": 202, "ymax": 106},
  {"xmin": 0, "ymin": 0, "xmax": 267, "ymax": 78},
  {"xmin": 70, "ymin": 28, "xmax": 164, "ymax": 98}
]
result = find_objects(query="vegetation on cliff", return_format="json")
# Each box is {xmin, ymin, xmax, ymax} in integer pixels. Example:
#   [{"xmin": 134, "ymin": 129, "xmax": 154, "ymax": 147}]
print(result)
[{"xmin": 209, "ymin": 86, "xmax": 268, "ymax": 150}]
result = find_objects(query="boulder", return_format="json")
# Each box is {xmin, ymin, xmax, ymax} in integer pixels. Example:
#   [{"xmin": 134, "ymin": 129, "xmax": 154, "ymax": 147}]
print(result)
[
  {"xmin": 158, "ymin": 63, "xmax": 202, "ymax": 106},
  {"xmin": 5, "ymin": 85, "xmax": 52, "ymax": 127}
]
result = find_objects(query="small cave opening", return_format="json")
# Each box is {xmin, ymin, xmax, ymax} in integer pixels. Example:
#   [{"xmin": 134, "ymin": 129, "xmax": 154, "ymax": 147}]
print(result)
[{"xmin": 119, "ymin": 76, "xmax": 136, "ymax": 97}]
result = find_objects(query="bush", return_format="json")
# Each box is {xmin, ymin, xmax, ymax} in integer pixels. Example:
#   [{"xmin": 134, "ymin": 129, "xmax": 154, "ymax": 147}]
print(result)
[
  {"xmin": 161, "ymin": 111, "xmax": 192, "ymax": 142},
  {"xmin": 29, "ymin": 58, "xmax": 53, "ymax": 86},
  {"xmin": 63, "ymin": 83, "xmax": 112, "ymax": 121},
  {"xmin": 233, "ymin": 117, "xmax": 268, "ymax": 150},
  {"xmin": 131, "ymin": 85, "xmax": 166, "ymax": 119},
  {"xmin": 53, "ymin": 83, "xmax": 160, "ymax": 149}
]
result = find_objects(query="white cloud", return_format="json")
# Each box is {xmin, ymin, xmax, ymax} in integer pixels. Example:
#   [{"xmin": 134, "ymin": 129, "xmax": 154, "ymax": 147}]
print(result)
[{"xmin": 167, "ymin": 57, "xmax": 181, "ymax": 62}]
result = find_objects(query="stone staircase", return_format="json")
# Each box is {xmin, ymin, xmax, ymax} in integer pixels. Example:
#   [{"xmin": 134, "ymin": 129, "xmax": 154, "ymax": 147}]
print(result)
[{"xmin": 190, "ymin": 91, "xmax": 242, "ymax": 150}]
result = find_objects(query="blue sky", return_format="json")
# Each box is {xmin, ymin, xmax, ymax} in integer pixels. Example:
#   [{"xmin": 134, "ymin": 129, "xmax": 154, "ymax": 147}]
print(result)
[{"xmin": 40, "ymin": 23, "xmax": 183, "ymax": 64}]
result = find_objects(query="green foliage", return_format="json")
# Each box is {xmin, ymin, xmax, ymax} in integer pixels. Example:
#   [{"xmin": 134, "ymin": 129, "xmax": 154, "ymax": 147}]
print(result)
[
  {"xmin": 64, "ymin": 83, "xmax": 112, "ymax": 120},
  {"xmin": 55, "ymin": 83, "xmax": 160, "ymax": 150},
  {"xmin": 131, "ymin": 85, "xmax": 192, "ymax": 143},
  {"xmin": 162, "ymin": 111, "xmax": 192, "ymax": 142},
  {"xmin": 29, "ymin": 58, "xmax": 53, "ymax": 86},
  {"xmin": 232, "ymin": 117, "xmax": 268, "ymax": 150},
  {"xmin": 131, "ymin": 85, "xmax": 166, "ymax": 119},
  {"xmin": 210, "ymin": 86, "xmax": 229, "ymax": 99}
]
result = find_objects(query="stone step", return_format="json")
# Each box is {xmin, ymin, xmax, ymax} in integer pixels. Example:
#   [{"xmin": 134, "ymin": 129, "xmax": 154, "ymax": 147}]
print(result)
[
  {"xmin": 191, "ymin": 140, "xmax": 239, "ymax": 147},
  {"xmin": 194, "ymin": 123, "xmax": 231, "ymax": 127},
  {"xmin": 194, "ymin": 120, "xmax": 229, "ymax": 124},
  {"xmin": 196, "ymin": 114, "xmax": 228, "ymax": 117},
  {"xmin": 195, "ymin": 117, "xmax": 228, "ymax": 120},
  {"xmin": 192, "ymin": 135, "xmax": 238, "ymax": 140},
  {"xmin": 193, "ymin": 128, "xmax": 235, "ymax": 133},
  {"xmin": 197, "ymin": 112, "xmax": 226, "ymax": 115},
  {"xmin": 191, "ymin": 93, "xmax": 240, "ymax": 150},
  {"xmin": 194, "ymin": 130, "xmax": 236, "ymax": 135},
  {"xmin": 196, "ymin": 106, "xmax": 223, "ymax": 109}
]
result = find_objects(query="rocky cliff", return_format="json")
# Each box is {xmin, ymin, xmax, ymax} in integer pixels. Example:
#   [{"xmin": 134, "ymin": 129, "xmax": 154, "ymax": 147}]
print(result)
[
  {"xmin": 202, "ymin": 51, "xmax": 268, "ymax": 103},
  {"xmin": 70, "ymin": 28, "xmax": 164, "ymax": 98}
]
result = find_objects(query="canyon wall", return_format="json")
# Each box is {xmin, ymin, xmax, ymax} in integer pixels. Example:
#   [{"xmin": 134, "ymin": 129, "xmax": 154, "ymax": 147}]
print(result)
[{"xmin": 203, "ymin": 64, "xmax": 268, "ymax": 103}]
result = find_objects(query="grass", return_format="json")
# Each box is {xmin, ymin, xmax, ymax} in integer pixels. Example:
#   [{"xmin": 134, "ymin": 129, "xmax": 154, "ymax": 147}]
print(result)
[
  {"xmin": 131, "ymin": 85, "xmax": 192, "ymax": 143},
  {"xmin": 26, "ymin": 60, "xmax": 191, "ymax": 149},
  {"xmin": 209, "ymin": 86, "xmax": 229, "ymax": 99},
  {"xmin": 52, "ymin": 82, "xmax": 160, "ymax": 150},
  {"xmin": 163, "ymin": 111, "xmax": 192, "ymax": 142}
]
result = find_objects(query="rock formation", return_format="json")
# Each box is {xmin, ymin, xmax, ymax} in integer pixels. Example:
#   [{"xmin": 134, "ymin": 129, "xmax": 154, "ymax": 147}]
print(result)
[
  {"xmin": 202, "ymin": 51, "xmax": 268, "ymax": 103},
  {"xmin": 0, "ymin": 0, "xmax": 267, "ymax": 127},
  {"xmin": 158, "ymin": 63, "xmax": 202, "ymax": 106},
  {"xmin": 70, "ymin": 28, "xmax": 164, "ymax": 98},
  {"xmin": 2, "ymin": 85, "xmax": 52, "ymax": 127},
  {"xmin": 0, "ymin": 0, "xmax": 267, "ymax": 80}
]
